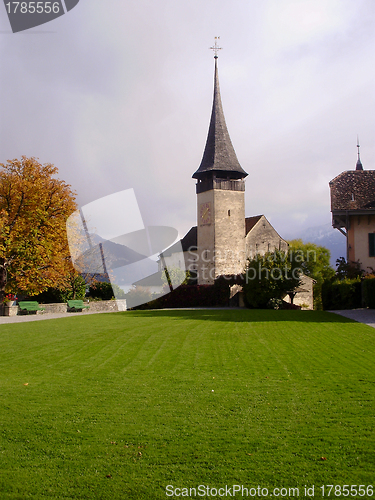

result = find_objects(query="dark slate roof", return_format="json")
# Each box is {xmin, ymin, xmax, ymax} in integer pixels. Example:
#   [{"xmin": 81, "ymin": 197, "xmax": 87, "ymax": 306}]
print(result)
[
  {"xmin": 133, "ymin": 271, "xmax": 164, "ymax": 287},
  {"xmin": 245, "ymin": 215, "xmax": 262, "ymax": 235},
  {"xmin": 181, "ymin": 226, "xmax": 197, "ymax": 251},
  {"xmin": 192, "ymin": 59, "xmax": 248, "ymax": 180},
  {"xmin": 329, "ymin": 170, "xmax": 375, "ymax": 211},
  {"xmin": 160, "ymin": 226, "xmax": 197, "ymax": 257}
]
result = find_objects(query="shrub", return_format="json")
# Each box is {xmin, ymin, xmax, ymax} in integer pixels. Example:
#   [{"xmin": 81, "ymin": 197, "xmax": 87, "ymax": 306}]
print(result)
[
  {"xmin": 88, "ymin": 281, "xmax": 126, "ymax": 300},
  {"xmin": 33, "ymin": 275, "xmax": 86, "ymax": 303},
  {"xmin": 362, "ymin": 276, "xmax": 375, "ymax": 309},
  {"xmin": 321, "ymin": 279, "xmax": 362, "ymax": 310},
  {"xmin": 125, "ymin": 287, "xmax": 153, "ymax": 309},
  {"xmin": 137, "ymin": 279, "xmax": 231, "ymax": 310}
]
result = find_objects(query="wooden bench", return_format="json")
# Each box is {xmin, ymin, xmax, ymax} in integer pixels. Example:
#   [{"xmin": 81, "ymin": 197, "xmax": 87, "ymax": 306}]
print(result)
[
  {"xmin": 18, "ymin": 301, "xmax": 45, "ymax": 314},
  {"xmin": 67, "ymin": 300, "xmax": 90, "ymax": 312}
]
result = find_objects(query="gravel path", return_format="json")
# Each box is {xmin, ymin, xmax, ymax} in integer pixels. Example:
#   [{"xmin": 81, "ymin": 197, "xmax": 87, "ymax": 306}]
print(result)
[
  {"xmin": 329, "ymin": 309, "xmax": 375, "ymax": 328},
  {"xmin": 0, "ymin": 310, "xmax": 113, "ymax": 325}
]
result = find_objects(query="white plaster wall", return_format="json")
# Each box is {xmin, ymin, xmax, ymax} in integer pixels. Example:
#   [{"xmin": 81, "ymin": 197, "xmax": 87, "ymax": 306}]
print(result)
[{"xmin": 351, "ymin": 215, "xmax": 375, "ymax": 272}]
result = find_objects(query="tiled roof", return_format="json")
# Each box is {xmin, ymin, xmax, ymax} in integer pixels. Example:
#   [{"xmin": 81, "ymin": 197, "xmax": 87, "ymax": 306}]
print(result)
[
  {"xmin": 329, "ymin": 170, "xmax": 375, "ymax": 211},
  {"xmin": 245, "ymin": 215, "xmax": 262, "ymax": 235},
  {"xmin": 192, "ymin": 59, "xmax": 248, "ymax": 180}
]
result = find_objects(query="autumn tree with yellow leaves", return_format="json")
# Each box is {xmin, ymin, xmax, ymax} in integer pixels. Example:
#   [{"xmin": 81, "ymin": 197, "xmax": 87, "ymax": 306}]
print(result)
[{"xmin": 0, "ymin": 156, "xmax": 78, "ymax": 301}]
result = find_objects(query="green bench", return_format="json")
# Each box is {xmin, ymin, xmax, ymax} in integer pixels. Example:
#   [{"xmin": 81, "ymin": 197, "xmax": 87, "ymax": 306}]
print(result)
[
  {"xmin": 67, "ymin": 300, "xmax": 90, "ymax": 312},
  {"xmin": 18, "ymin": 301, "xmax": 45, "ymax": 314}
]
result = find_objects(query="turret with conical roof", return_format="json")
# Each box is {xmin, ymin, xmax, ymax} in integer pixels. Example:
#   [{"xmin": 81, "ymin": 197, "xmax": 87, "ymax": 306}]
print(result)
[
  {"xmin": 194, "ymin": 49, "xmax": 247, "ymax": 284},
  {"xmin": 193, "ymin": 58, "xmax": 248, "ymax": 182}
]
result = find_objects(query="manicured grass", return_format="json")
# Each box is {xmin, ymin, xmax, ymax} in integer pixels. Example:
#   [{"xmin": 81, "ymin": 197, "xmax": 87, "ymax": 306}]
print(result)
[{"xmin": 0, "ymin": 310, "xmax": 374, "ymax": 499}]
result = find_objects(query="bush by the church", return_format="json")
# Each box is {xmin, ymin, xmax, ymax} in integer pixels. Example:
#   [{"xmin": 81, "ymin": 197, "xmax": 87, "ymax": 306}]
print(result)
[
  {"xmin": 321, "ymin": 279, "xmax": 362, "ymax": 310},
  {"xmin": 362, "ymin": 276, "xmax": 375, "ymax": 309},
  {"xmin": 243, "ymin": 251, "xmax": 301, "ymax": 309}
]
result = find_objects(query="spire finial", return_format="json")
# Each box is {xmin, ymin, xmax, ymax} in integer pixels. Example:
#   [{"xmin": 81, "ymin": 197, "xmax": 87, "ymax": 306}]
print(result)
[
  {"xmin": 357, "ymin": 135, "xmax": 361, "ymax": 161},
  {"xmin": 356, "ymin": 135, "xmax": 363, "ymax": 171},
  {"xmin": 210, "ymin": 36, "xmax": 222, "ymax": 59}
]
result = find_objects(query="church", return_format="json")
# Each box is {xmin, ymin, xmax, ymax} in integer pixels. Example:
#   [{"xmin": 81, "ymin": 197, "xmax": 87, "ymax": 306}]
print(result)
[{"xmin": 160, "ymin": 50, "xmax": 296, "ymax": 292}]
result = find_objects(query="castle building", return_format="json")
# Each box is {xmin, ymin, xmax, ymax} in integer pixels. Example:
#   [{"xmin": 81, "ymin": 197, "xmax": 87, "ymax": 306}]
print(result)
[{"xmin": 330, "ymin": 144, "xmax": 375, "ymax": 273}]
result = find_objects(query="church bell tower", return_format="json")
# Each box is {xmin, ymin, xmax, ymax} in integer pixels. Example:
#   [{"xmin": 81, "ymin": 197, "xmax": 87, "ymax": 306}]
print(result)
[{"xmin": 192, "ymin": 43, "xmax": 248, "ymax": 284}]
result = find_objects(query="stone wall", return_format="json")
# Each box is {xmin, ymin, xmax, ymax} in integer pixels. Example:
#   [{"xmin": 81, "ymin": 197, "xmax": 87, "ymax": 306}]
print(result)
[
  {"xmin": 283, "ymin": 275, "xmax": 314, "ymax": 310},
  {"xmin": 245, "ymin": 215, "xmax": 288, "ymax": 259},
  {"xmin": 1, "ymin": 299, "xmax": 127, "ymax": 316}
]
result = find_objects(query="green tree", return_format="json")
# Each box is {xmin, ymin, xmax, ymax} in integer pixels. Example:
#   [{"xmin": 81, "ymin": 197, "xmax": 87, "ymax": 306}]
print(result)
[
  {"xmin": 34, "ymin": 273, "xmax": 86, "ymax": 303},
  {"xmin": 335, "ymin": 256, "xmax": 363, "ymax": 280},
  {"xmin": 243, "ymin": 250, "xmax": 301, "ymax": 309},
  {"xmin": 161, "ymin": 267, "xmax": 190, "ymax": 292},
  {"xmin": 287, "ymin": 239, "xmax": 335, "ymax": 309}
]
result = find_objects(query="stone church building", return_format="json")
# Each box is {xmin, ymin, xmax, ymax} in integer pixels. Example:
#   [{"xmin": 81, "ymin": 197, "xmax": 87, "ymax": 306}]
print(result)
[{"xmin": 160, "ymin": 55, "xmax": 293, "ymax": 291}]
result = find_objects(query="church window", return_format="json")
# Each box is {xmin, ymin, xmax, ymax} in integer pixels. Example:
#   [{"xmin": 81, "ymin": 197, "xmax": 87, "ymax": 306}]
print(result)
[
  {"xmin": 268, "ymin": 243, "xmax": 270, "ymax": 252},
  {"xmin": 228, "ymin": 210, "xmax": 231, "ymax": 216},
  {"xmin": 369, "ymin": 233, "xmax": 375, "ymax": 257}
]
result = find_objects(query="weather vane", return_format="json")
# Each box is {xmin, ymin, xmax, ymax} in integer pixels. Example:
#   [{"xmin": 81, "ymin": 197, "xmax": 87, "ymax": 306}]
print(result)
[{"xmin": 210, "ymin": 37, "xmax": 222, "ymax": 59}]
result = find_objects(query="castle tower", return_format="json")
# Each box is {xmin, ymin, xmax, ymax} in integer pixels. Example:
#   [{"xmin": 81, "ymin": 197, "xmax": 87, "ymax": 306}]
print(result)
[{"xmin": 192, "ymin": 52, "xmax": 248, "ymax": 284}]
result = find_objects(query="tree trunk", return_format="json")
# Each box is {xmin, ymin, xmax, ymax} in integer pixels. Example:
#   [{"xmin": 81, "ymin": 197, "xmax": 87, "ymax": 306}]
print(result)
[{"xmin": 0, "ymin": 259, "xmax": 7, "ymax": 303}]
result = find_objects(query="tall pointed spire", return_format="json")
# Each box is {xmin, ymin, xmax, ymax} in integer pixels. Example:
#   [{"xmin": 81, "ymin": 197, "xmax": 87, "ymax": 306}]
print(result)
[
  {"xmin": 356, "ymin": 136, "xmax": 363, "ymax": 171},
  {"xmin": 192, "ymin": 48, "xmax": 248, "ymax": 180}
]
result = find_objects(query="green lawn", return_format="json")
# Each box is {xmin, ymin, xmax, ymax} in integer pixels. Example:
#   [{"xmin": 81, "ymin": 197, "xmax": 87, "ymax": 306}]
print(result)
[{"xmin": 0, "ymin": 310, "xmax": 374, "ymax": 499}]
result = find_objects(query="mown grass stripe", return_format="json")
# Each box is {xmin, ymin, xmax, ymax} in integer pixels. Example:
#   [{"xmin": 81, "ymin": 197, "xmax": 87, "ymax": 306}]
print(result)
[{"xmin": 0, "ymin": 310, "xmax": 374, "ymax": 499}]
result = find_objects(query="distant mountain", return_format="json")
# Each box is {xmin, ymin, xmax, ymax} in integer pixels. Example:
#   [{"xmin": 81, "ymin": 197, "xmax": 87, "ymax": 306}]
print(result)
[
  {"xmin": 288, "ymin": 223, "xmax": 346, "ymax": 268},
  {"xmin": 77, "ymin": 233, "xmax": 158, "ymax": 287}
]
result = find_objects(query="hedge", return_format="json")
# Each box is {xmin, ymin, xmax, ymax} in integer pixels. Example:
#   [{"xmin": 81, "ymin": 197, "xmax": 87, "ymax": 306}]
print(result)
[
  {"xmin": 133, "ymin": 279, "xmax": 230, "ymax": 310},
  {"xmin": 321, "ymin": 279, "xmax": 362, "ymax": 310},
  {"xmin": 362, "ymin": 278, "xmax": 375, "ymax": 309}
]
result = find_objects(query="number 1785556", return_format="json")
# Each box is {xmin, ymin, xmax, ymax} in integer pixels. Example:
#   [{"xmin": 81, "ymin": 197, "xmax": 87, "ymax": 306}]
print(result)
[{"xmin": 5, "ymin": 2, "xmax": 61, "ymax": 14}]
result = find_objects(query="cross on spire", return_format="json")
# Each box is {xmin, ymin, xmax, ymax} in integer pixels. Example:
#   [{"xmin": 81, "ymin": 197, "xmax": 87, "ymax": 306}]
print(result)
[{"xmin": 210, "ymin": 37, "xmax": 222, "ymax": 59}]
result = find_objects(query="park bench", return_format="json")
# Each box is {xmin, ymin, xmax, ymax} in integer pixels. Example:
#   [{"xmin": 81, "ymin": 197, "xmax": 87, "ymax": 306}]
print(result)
[
  {"xmin": 67, "ymin": 300, "xmax": 90, "ymax": 312},
  {"xmin": 18, "ymin": 301, "xmax": 45, "ymax": 314}
]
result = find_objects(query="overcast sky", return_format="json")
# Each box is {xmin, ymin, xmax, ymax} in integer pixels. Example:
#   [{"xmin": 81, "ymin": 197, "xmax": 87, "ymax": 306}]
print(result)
[{"xmin": 0, "ymin": 0, "xmax": 374, "ymax": 241}]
